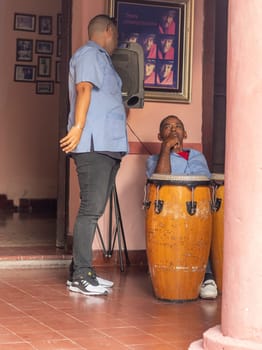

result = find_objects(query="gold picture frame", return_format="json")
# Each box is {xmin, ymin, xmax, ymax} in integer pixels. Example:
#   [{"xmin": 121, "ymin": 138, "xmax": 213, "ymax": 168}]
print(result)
[{"xmin": 109, "ymin": 0, "xmax": 194, "ymax": 103}]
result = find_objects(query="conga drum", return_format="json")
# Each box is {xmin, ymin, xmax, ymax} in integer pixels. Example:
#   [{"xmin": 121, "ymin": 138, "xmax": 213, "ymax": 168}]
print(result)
[
  {"xmin": 210, "ymin": 173, "xmax": 224, "ymax": 293},
  {"xmin": 145, "ymin": 174, "xmax": 212, "ymax": 302}
]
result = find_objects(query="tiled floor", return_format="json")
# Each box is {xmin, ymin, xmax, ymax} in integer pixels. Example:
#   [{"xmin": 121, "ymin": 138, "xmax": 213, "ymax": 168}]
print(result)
[
  {"xmin": 0, "ymin": 212, "xmax": 221, "ymax": 349},
  {"xmin": 0, "ymin": 266, "xmax": 221, "ymax": 350}
]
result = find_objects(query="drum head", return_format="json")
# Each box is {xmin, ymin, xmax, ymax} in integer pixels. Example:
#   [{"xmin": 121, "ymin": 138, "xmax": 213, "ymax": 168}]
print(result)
[
  {"xmin": 148, "ymin": 173, "xmax": 210, "ymax": 186},
  {"xmin": 211, "ymin": 173, "xmax": 224, "ymax": 181}
]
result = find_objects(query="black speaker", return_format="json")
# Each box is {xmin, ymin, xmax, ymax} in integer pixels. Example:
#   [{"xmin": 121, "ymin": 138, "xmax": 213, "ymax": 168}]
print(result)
[{"xmin": 111, "ymin": 42, "xmax": 144, "ymax": 109}]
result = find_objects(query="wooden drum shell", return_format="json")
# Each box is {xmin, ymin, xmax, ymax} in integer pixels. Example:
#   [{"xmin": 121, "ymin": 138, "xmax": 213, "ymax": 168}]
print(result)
[{"xmin": 145, "ymin": 174, "xmax": 212, "ymax": 302}]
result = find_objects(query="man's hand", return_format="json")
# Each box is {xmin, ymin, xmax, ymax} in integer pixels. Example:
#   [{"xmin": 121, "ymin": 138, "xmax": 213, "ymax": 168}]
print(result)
[
  {"xmin": 60, "ymin": 126, "xmax": 83, "ymax": 153},
  {"xmin": 162, "ymin": 132, "xmax": 181, "ymax": 153},
  {"xmin": 60, "ymin": 81, "xmax": 92, "ymax": 153}
]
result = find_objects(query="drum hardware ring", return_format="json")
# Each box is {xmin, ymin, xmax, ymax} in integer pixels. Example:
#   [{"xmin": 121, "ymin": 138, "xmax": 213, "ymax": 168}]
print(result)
[
  {"xmin": 153, "ymin": 185, "xmax": 164, "ymax": 214},
  {"xmin": 211, "ymin": 184, "xmax": 222, "ymax": 212},
  {"xmin": 154, "ymin": 200, "xmax": 164, "ymax": 214},
  {"xmin": 211, "ymin": 198, "xmax": 222, "ymax": 212},
  {"xmin": 142, "ymin": 200, "xmax": 151, "ymax": 210},
  {"xmin": 186, "ymin": 201, "xmax": 197, "ymax": 215},
  {"xmin": 142, "ymin": 184, "xmax": 151, "ymax": 210},
  {"xmin": 185, "ymin": 186, "xmax": 197, "ymax": 215}
]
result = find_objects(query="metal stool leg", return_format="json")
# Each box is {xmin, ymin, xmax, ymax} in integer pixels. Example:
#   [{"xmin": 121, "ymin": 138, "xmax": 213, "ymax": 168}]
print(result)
[
  {"xmin": 97, "ymin": 184, "xmax": 130, "ymax": 271},
  {"xmin": 112, "ymin": 185, "xmax": 130, "ymax": 269}
]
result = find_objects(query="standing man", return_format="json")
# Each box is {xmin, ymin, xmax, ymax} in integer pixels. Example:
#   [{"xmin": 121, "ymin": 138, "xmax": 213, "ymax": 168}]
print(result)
[{"xmin": 60, "ymin": 15, "xmax": 128, "ymax": 296}]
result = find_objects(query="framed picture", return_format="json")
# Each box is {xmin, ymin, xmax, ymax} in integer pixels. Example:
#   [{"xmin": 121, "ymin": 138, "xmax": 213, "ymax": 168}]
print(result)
[
  {"xmin": 55, "ymin": 61, "xmax": 61, "ymax": 83},
  {"xmin": 36, "ymin": 81, "xmax": 54, "ymax": 95},
  {"xmin": 35, "ymin": 40, "xmax": 53, "ymax": 54},
  {"xmin": 14, "ymin": 64, "xmax": 36, "ymax": 82},
  {"xmin": 14, "ymin": 13, "xmax": 36, "ymax": 32},
  {"xmin": 39, "ymin": 16, "xmax": 52, "ymax": 35},
  {"xmin": 109, "ymin": 0, "xmax": 194, "ymax": 103},
  {"xmin": 57, "ymin": 37, "xmax": 62, "ymax": 57},
  {"xmin": 57, "ymin": 13, "xmax": 62, "ymax": 35},
  {"xmin": 37, "ymin": 56, "xmax": 51, "ymax": 77},
  {"xmin": 16, "ymin": 39, "xmax": 33, "ymax": 61}
]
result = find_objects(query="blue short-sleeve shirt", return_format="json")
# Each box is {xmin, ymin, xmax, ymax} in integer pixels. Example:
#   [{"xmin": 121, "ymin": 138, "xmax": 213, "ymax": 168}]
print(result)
[
  {"xmin": 146, "ymin": 148, "xmax": 211, "ymax": 178},
  {"xmin": 68, "ymin": 41, "xmax": 128, "ymax": 154}
]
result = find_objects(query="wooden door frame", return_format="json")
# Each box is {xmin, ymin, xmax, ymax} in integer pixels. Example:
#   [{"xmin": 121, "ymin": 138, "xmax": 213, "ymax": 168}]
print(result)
[
  {"xmin": 202, "ymin": 0, "xmax": 228, "ymax": 172},
  {"xmin": 202, "ymin": 0, "xmax": 216, "ymax": 169},
  {"xmin": 56, "ymin": 0, "xmax": 72, "ymax": 248}
]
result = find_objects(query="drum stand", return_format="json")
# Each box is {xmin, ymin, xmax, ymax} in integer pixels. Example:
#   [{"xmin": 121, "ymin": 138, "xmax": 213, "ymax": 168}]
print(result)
[{"xmin": 96, "ymin": 184, "xmax": 130, "ymax": 272}]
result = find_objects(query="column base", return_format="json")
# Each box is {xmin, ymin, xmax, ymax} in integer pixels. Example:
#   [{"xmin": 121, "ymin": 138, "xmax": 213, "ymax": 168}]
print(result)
[{"xmin": 189, "ymin": 325, "xmax": 262, "ymax": 350}]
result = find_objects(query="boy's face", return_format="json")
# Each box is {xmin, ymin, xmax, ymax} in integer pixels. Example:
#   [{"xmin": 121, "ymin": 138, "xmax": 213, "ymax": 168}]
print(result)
[
  {"xmin": 144, "ymin": 36, "xmax": 154, "ymax": 50},
  {"xmin": 160, "ymin": 38, "xmax": 173, "ymax": 53},
  {"xmin": 159, "ymin": 63, "xmax": 173, "ymax": 78},
  {"xmin": 145, "ymin": 62, "xmax": 155, "ymax": 76}
]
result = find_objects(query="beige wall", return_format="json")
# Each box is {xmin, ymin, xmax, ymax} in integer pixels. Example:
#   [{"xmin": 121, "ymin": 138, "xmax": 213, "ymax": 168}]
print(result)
[
  {"xmin": 69, "ymin": 0, "xmax": 205, "ymax": 251},
  {"xmin": 0, "ymin": 0, "xmax": 61, "ymax": 205}
]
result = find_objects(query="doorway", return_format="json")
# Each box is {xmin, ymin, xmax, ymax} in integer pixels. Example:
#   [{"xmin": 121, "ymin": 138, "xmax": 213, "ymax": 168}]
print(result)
[{"xmin": 0, "ymin": 0, "xmax": 71, "ymax": 255}]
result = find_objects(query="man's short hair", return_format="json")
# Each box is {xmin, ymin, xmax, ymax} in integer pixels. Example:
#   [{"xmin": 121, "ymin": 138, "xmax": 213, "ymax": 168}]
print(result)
[
  {"xmin": 159, "ymin": 115, "xmax": 184, "ymax": 131},
  {"xmin": 88, "ymin": 15, "xmax": 116, "ymax": 38}
]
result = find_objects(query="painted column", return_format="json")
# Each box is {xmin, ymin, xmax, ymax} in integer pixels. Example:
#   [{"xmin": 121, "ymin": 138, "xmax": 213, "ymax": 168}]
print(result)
[{"xmin": 189, "ymin": 0, "xmax": 262, "ymax": 349}]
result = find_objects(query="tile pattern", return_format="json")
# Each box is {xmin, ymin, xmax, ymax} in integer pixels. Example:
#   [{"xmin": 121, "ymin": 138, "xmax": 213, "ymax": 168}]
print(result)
[
  {"xmin": 0, "ymin": 212, "xmax": 220, "ymax": 349},
  {"xmin": 0, "ymin": 266, "xmax": 221, "ymax": 349}
]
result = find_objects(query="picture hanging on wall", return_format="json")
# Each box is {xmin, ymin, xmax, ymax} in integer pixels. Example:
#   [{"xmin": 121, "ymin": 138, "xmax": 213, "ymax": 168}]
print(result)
[
  {"xmin": 37, "ymin": 56, "xmax": 52, "ymax": 77},
  {"xmin": 57, "ymin": 37, "xmax": 62, "ymax": 57},
  {"xmin": 36, "ymin": 81, "xmax": 54, "ymax": 95},
  {"xmin": 108, "ymin": 0, "xmax": 194, "ymax": 103},
  {"xmin": 55, "ymin": 61, "xmax": 61, "ymax": 83},
  {"xmin": 39, "ymin": 16, "xmax": 52, "ymax": 35},
  {"xmin": 35, "ymin": 40, "xmax": 53, "ymax": 54},
  {"xmin": 57, "ymin": 14, "xmax": 62, "ymax": 36},
  {"xmin": 14, "ymin": 64, "xmax": 36, "ymax": 82},
  {"xmin": 16, "ymin": 39, "xmax": 33, "ymax": 62},
  {"xmin": 14, "ymin": 13, "xmax": 36, "ymax": 32}
]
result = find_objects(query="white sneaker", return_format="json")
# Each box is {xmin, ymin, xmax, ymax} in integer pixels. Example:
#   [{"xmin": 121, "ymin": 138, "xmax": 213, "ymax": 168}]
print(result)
[
  {"xmin": 97, "ymin": 276, "xmax": 114, "ymax": 288},
  {"xmin": 67, "ymin": 276, "xmax": 114, "ymax": 288},
  {"xmin": 199, "ymin": 279, "xmax": 218, "ymax": 299},
  {"xmin": 69, "ymin": 279, "xmax": 108, "ymax": 296}
]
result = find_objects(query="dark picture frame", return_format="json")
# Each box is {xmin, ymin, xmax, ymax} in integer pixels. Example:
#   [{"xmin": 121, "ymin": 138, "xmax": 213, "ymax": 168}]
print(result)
[
  {"xmin": 37, "ymin": 56, "xmax": 51, "ymax": 77},
  {"xmin": 14, "ymin": 64, "xmax": 36, "ymax": 82},
  {"xmin": 57, "ymin": 13, "xmax": 62, "ymax": 35},
  {"xmin": 39, "ymin": 16, "xmax": 52, "ymax": 35},
  {"xmin": 14, "ymin": 13, "xmax": 36, "ymax": 32},
  {"xmin": 55, "ymin": 61, "xmax": 61, "ymax": 83},
  {"xmin": 56, "ymin": 37, "xmax": 62, "ymax": 57},
  {"xmin": 36, "ymin": 81, "xmax": 54, "ymax": 95},
  {"xmin": 109, "ymin": 0, "xmax": 194, "ymax": 103},
  {"xmin": 16, "ymin": 39, "xmax": 33, "ymax": 61},
  {"xmin": 35, "ymin": 40, "xmax": 53, "ymax": 54}
]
